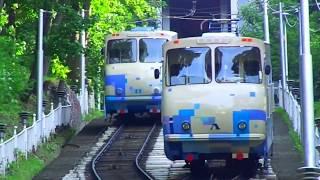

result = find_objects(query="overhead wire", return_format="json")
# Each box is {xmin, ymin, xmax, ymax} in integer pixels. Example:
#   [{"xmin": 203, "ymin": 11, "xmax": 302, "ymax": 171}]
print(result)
[
  {"xmin": 164, "ymin": 15, "xmax": 237, "ymax": 21},
  {"xmin": 267, "ymin": 4, "xmax": 278, "ymax": 13},
  {"xmin": 284, "ymin": 14, "xmax": 297, "ymax": 28},
  {"xmin": 173, "ymin": 15, "xmax": 233, "ymax": 19},
  {"xmin": 315, "ymin": 0, "xmax": 320, "ymax": 11},
  {"xmin": 311, "ymin": 0, "xmax": 320, "ymax": 32},
  {"xmin": 167, "ymin": 5, "xmax": 218, "ymax": 11},
  {"xmin": 126, "ymin": 1, "xmax": 308, "ymax": 31},
  {"xmin": 182, "ymin": 0, "xmax": 197, "ymax": 18},
  {"xmin": 123, "ymin": 12, "xmax": 240, "ymax": 27},
  {"xmin": 310, "ymin": 28, "xmax": 320, "ymax": 32},
  {"xmin": 167, "ymin": 7, "xmax": 191, "ymax": 10}
]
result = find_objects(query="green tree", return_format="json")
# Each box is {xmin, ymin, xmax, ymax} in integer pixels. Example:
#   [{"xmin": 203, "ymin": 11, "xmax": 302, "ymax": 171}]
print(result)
[
  {"xmin": 240, "ymin": 0, "xmax": 320, "ymax": 99},
  {"xmin": 0, "ymin": 0, "xmax": 159, "ymax": 126},
  {"xmin": 0, "ymin": 36, "xmax": 29, "ymax": 126},
  {"xmin": 86, "ymin": 0, "xmax": 158, "ymax": 97}
]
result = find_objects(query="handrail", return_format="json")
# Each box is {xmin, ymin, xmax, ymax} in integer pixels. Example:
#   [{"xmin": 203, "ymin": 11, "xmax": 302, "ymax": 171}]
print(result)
[{"xmin": 0, "ymin": 103, "xmax": 73, "ymax": 175}]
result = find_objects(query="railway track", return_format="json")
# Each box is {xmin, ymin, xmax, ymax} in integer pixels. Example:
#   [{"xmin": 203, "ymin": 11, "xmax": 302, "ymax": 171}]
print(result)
[
  {"xmin": 92, "ymin": 122, "xmax": 157, "ymax": 180},
  {"xmin": 89, "ymin": 122, "xmax": 275, "ymax": 180},
  {"xmin": 139, "ymin": 129, "xmax": 212, "ymax": 180},
  {"xmin": 137, "ymin": 128, "xmax": 270, "ymax": 180}
]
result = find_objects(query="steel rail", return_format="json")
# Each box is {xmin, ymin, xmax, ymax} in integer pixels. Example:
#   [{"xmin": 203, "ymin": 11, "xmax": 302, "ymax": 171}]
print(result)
[
  {"xmin": 91, "ymin": 124, "xmax": 124, "ymax": 180},
  {"xmin": 135, "ymin": 123, "xmax": 157, "ymax": 180}
]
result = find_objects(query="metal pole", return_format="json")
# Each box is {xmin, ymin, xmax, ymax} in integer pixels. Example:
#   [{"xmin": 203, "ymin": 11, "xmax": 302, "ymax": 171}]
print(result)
[
  {"xmin": 298, "ymin": 8, "xmax": 303, "ymax": 56},
  {"xmin": 297, "ymin": 7, "xmax": 305, "ymax": 144},
  {"xmin": 263, "ymin": 0, "xmax": 273, "ymax": 86},
  {"xmin": 263, "ymin": 0, "xmax": 270, "ymax": 44},
  {"xmin": 97, "ymin": 91, "xmax": 101, "ymax": 110},
  {"xmin": 24, "ymin": 124, "xmax": 27, "ymax": 159},
  {"xmin": 279, "ymin": 3, "xmax": 286, "ymax": 107},
  {"xmin": 37, "ymin": 9, "xmax": 44, "ymax": 122},
  {"xmin": 283, "ymin": 15, "xmax": 288, "ymax": 80},
  {"xmin": 299, "ymin": 0, "xmax": 316, "ymax": 167},
  {"xmin": 1, "ymin": 142, "xmax": 4, "ymax": 175},
  {"xmin": 81, "ymin": 9, "xmax": 86, "ymax": 115}
]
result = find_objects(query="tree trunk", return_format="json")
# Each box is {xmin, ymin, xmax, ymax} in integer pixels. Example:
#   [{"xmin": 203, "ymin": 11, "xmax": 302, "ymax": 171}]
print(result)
[
  {"xmin": 7, "ymin": 7, "xmax": 15, "ymax": 28},
  {"xmin": 83, "ymin": 0, "xmax": 90, "ymax": 14}
]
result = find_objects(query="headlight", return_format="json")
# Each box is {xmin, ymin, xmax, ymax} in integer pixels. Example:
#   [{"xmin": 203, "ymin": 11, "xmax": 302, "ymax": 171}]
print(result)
[
  {"xmin": 238, "ymin": 121, "xmax": 247, "ymax": 130},
  {"xmin": 182, "ymin": 122, "xmax": 191, "ymax": 131},
  {"xmin": 116, "ymin": 88, "xmax": 123, "ymax": 95},
  {"xmin": 153, "ymin": 87, "xmax": 160, "ymax": 94}
]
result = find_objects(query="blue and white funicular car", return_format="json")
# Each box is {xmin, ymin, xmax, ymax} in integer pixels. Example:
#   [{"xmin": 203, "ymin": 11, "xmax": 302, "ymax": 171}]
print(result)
[
  {"xmin": 162, "ymin": 33, "xmax": 273, "ymax": 173},
  {"xmin": 104, "ymin": 28, "xmax": 177, "ymax": 120}
]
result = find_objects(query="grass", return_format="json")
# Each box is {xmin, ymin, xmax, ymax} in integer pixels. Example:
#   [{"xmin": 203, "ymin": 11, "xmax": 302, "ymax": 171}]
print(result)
[
  {"xmin": 274, "ymin": 108, "xmax": 304, "ymax": 155},
  {"xmin": 274, "ymin": 101, "xmax": 320, "ymax": 156},
  {"xmin": 315, "ymin": 101, "xmax": 320, "ymax": 118},
  {"xmin": 84, "ymin": 109, "xmax": 104, "ymax": 122},
  {"xmin": 0, "ymin": 128, "xmax": 75, "ymax": 180}
]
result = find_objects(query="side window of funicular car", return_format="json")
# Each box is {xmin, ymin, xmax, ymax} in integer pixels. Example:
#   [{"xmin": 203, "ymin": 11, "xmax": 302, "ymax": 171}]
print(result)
[
  {"xmin": 166, "ymin": 47, "xmax": 212, "ymax": 86},
  {"xmin": 107, "ymin": 39, "xmax": 137, "ymax": 64},
  {"xmin": 215, "ymin": 46, "xmax": 262, "ymax": 84}
]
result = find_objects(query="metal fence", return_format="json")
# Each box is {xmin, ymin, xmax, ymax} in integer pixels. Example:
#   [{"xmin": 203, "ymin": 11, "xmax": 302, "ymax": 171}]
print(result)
[
  {"xmin": 276, "ymin": 80, "xmax": 320, "ymax": 166},
  {"xmin": 77, "ymin": 86, "xmax": 96, "ymax": 114},
  {"xmin": 0, "ymin": 102, "xmax": 71, "ymax": 175},
  {"xmin": 0, "ymin": 82, "xmax": 100, "ymax": 176},
  {"xmin": 77, "ymin": 86, "xmax": 89, "ymax": 114},
  {"xmin": 277, "ymin": 81, "xmax": 302, "ymax": 137}
]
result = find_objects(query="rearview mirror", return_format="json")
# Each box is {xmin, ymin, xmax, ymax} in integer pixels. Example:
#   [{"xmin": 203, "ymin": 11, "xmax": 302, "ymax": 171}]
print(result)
[{"xmin": 154, "ymin": 69, "xmax": 160, "ymax": 79}]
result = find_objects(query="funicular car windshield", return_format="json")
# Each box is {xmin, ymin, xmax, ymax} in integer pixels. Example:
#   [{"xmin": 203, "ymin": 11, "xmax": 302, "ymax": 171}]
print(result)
[
  {"xmin": 140, "ymin": 38, "xmax": 167, "ymax": 63},
  {"xmin": 107, "ymin": 39, "xmax": 137, "ymax": 64},
  {"xmin": 215, "ymin": 46, "xmax": 262, "ymax": 84},
  {"xmin": 166, "ymin": 47, "xmax": 212, "ymax": 86}
]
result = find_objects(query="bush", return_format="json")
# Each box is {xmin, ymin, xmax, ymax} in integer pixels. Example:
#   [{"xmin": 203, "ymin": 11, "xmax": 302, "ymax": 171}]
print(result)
[
  {"xmin": 0, "ymin": 37, "xmax": 29, "ymax": 102},
  {"xmin": 0, "ymin": 37, "xmax": 30, "ymax": 137}
]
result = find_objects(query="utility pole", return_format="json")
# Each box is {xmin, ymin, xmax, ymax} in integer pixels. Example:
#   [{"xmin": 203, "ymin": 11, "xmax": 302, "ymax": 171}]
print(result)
[
  {"xmin": 37, "ymin": 9, "xmax": 44, "ymax": 122},
  {"xmin": 299, "ymin": 0, "xmax": 316, "ymax": 168},
  {"xmin": 80, "ymin": 9, "xmax": 86, "ymax": 114},
  {"xmin": 283, "ymin": 14, "xmax": 288, "ymax": 80},
  {"xmin": 263, "ymin": 0, "xmax": 270, "ymax": 44},
  {"xmin": 297, "ymin": 8, "xmax": 304, "ymax": 113},
  {"xmin": 279, "ymin": 2, "xmax": 287, "ymax": 107},
  {"xmin": 262, "ymin": 0, "xmax": 273, "ymax": 86},
  {"xmin": 262, "ymin": 2, "xmax": 276, "ymax": 177}
]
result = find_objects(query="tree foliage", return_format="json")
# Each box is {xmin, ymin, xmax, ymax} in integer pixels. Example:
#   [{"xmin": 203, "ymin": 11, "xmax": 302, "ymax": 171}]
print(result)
[
  {"xmin": 240, "ymin": 0, "xmax": 320, "ymax": 99},
  {"xmin": 0, "ymin": 9, "xmax": 8, "ymax": 29},
  {"xmin": 0, "ymin": 0, "xmax": 158, "ymax": 127},
  {"xmin": 51, "ymin": 57, "xmax": 71, "ymax": 80},
  {"xmin": 0, "ymin": 0, "xmax": 158, "ymax": 90},
  {"xmin": 0, "ymin": 36, "xmax": 30, "ymax": 127},
  {"xmin": 0, "ymin": 37, "xmax": 29, "ymax": 101},
  {"xmin": 86, "ymin": 0, "xmax": 158, "ymax": 94}
]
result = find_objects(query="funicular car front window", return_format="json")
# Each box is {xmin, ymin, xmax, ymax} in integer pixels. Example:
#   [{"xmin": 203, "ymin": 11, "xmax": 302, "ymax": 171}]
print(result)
[
  {"xmin": 167, "ymin": 47, "xmax": 212, "ymax": 86},
  {"xmin": 215, "ymin": 46, "xmax": 261, "ymax": 84},
  {"xmin": 107, "ymin": 39, "xmax": 137, "ymax": 64},
  {"xmin": 140, "ymin": 38, "xmax": 167, "ymax": 63}
]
